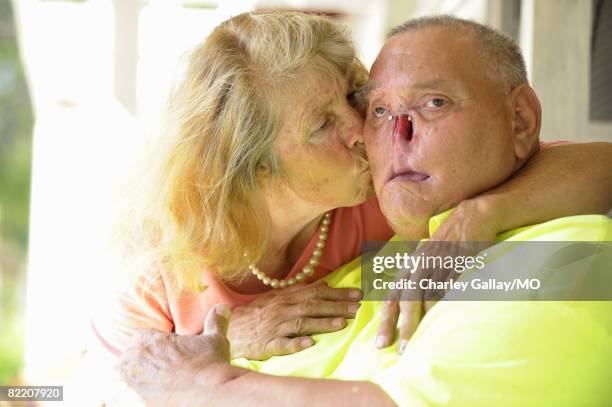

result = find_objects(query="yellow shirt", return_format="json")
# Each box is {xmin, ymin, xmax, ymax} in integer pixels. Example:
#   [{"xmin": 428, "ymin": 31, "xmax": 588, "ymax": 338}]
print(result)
[{"xmin": 233, "ymin": 213, "xmax": 612, "ymax": 406}]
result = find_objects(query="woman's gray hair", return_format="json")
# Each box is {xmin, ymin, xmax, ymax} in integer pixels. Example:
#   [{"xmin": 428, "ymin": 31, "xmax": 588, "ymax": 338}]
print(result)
[
  {"xmin": 388, "ymin": 15, "xmax": 527, "ymax": 93},
  {"xmin": 120, "ymin": 11, "xmax": 367, "ymax": 291}
]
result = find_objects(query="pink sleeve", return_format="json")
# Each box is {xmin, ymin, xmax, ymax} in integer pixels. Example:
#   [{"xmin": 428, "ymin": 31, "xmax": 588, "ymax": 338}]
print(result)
[
  {"xmin": 92, "ymin": 271, "xmax": 174, "ymax": 356},
  {"xmin": 540, "ymin": 140, "xmax": 574, "ymax": 148}
]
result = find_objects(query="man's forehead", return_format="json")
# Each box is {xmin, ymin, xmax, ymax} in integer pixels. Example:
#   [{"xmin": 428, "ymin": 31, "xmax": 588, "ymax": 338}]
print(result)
[
  {"xmin": 384, "ymin": 25, "xmax": 472, "ymax": 53},
  {"xmin": 368, "ymin": 57, "xmax": 424, "ymax": 87},
  {"xmin": 364, "ymin": 54, "xmax": 460, "ymax": 96},
  {"xmin": 374, "ymin": 27, "xmax": 476, "ymax": 71},
  {"xmin": 365, "ymin": 33, "xmax": 479, "ymax": 96}
]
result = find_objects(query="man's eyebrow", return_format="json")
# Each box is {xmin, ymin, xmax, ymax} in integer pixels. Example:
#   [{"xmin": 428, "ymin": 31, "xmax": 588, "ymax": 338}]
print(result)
[
  {"xmin": 355, "ymin": 82, "xmax": 375, "ymax": 98},
  {"xmin": 349, "ymin": 82, "xmax": 375, "ymax": 111},
  {"xmin": 356, "ymin": 79, "xmax": 457, "ymax": 95}
]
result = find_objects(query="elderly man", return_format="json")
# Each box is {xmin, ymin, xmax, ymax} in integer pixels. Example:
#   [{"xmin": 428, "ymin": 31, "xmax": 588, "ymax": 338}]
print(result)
[{"xmin": 117, "ymin": 16, "xmax": 612, "ymax": 406}]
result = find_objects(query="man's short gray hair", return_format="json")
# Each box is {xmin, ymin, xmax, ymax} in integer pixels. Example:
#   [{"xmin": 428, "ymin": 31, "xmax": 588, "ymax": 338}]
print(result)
[{"xmin": 388, "ymin": 15, "xmax": 528, "ymax": 93}]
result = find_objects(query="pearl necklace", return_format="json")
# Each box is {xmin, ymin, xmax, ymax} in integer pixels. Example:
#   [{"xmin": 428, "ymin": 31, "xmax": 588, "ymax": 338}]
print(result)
[{"xmin": 250, "ymin": 212, "xmax": 332, "ymax": 289}]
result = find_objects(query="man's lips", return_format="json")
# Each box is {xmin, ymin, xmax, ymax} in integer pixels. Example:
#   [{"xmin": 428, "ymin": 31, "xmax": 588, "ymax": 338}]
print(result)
[{"xmin": 388, "ymin": 169, "xmax": 430, "ymax": 183}]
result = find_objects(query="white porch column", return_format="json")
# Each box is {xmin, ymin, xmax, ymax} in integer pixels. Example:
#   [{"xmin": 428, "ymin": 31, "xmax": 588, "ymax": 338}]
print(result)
[{"xmin": 520, "ymin": 0, "xmax": 592, "ymax": 141}]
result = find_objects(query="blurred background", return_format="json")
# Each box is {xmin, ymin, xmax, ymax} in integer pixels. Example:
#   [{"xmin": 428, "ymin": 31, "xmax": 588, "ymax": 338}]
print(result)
[{"xmin": 0, "ymin": 0, "xmax": 610, "ymax": 396}]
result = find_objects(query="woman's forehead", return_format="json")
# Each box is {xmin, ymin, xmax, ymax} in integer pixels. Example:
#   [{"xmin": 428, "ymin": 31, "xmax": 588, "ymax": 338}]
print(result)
[
  {"xmin": 273, "ymin": 73, "xmax": 346, "ymax": 148},
  {"xmin": 286, "ymin": 70, "xmax": 348, "ymax": 119}
]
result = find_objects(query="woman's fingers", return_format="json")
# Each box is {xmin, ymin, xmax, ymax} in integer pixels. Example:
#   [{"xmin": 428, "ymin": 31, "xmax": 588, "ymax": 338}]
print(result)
[
  {"xmin": 285, "ymin": 281, "xmax": 363, "ymax": 303},
  {"xmin": 398, "ymin": 300, "xmax": 422, "ymax": 353},
  {"xmin": 259, "ymin": 316, "xmax": 348, "ymax": 358},
  {"xmin": 375, "ymin": 300, "xmax": 400, "ymax": 348},
  {"xmin": 287, "ymin": 299, "xmax": 360, "ymax": 318},
  {"xmin": 275, "ymin": 317, "xmax": 346, "ymax": 337},
  {"xmin": 226, "ymin": 283, "xmax": 362, "ymax": 360},
  {"xmin": 264, "ymin": 336, "xmax": 314, "ymax": 357}
]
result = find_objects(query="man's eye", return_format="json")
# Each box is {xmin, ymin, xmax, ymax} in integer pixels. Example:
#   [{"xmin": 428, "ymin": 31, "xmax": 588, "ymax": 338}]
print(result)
[
  {"xmin": 424, "ymin": 98, "xmax": 447, "ymax": 108},
  {"xmin": 372, "ymin": 106, "xmax": 387, "ymax": 118}
]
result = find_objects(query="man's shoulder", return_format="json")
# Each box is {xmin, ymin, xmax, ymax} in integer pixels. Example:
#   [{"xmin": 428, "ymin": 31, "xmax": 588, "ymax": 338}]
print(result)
[{"xmin": 498, "ymin": 214, "xmax": 612, "ymax": 242}]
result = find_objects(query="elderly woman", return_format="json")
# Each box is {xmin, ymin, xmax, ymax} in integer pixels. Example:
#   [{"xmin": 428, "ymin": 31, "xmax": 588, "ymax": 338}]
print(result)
[{"xmin": 93, "ymin": 11, "xmax": 611, "ymax": 362}]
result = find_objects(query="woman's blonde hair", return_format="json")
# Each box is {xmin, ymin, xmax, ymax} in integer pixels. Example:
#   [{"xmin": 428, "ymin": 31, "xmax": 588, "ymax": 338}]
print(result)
[{"xmin": 122, "ymin": 11, "xmax": 367, "ymax": 292}]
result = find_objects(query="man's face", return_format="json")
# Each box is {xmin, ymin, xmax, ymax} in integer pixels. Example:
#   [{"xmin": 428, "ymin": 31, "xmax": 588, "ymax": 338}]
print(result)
[{"xmin": 364, "ymin": 27, "xmax": 518, "ymax": 235}]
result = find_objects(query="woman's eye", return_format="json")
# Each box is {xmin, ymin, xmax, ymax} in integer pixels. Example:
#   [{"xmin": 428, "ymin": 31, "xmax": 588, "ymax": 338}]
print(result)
[
  {"xmin": 372, "ymin": 106, "xmax": 387, "ymax": 118},
  {"xmin": 347, "ymin": 91, "xmax": 357, "ymax": 107},
  {"xmin": 313, "ymin": 118, "xmax": 332, "ymax": 133},
  {"xmin": 424, "ymin": 98, "xmax": 447, "ymax": 108}
]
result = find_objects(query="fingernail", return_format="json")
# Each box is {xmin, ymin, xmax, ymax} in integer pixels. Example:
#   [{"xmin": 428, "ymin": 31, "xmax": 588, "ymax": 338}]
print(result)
[
  {"xmin": 301, "ymin": 338, "xmax": 313, "ymax": 348},
  {"xmin": 349, "ymin": 289, "xmax": 362, "ymax": 299},
  {"xmin": 349, "ymin": 303, "xmax": 360, "ymax": 313},
  {"xmin": 332, "ymin": 317, "xmax": 344, "ymax": 327},
  {"xmin": 398, "ymin": 339, "xmax": 408, "ymax": 354},
  {"xmin": 375, "ymin": 335, "xmax": 386, "ymax": 348},
  {"xmin": 216, "ymin": 303, "xmax": 231, "ymax": 319}
]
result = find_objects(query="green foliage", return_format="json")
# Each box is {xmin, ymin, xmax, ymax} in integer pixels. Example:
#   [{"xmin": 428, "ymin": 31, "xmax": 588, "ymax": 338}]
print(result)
[
  {"xmin": 0, "ymin": 0, "xmax": 33, "ymax": 386},
  {"xmin": 0, "ymin": 278, "xmax": 24, "ymax": 385},
  {"xmin": 0, "ymin": 1, "xmax": 33, "ymax": 249}
]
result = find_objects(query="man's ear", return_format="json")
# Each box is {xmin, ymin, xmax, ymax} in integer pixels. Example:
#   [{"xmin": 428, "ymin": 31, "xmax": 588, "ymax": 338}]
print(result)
[{"xmin": 509, "ymin": 84, "xmax": 541, "ymax": 160}]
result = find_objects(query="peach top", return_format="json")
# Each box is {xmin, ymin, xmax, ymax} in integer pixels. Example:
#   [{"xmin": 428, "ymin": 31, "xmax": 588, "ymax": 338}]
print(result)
[{"xmin": 93, "ymin": 197, "xmax": 393, "ymax": 355}]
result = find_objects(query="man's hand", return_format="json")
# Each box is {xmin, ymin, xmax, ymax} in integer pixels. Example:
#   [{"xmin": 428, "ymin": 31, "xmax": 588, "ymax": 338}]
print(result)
[
  {"xmin": 376, "ymin": 200, "xmax": 497, "ymax": 353},
  {"xmin": 116, "ymin": 304, "xmax": 235, "ymax": 406},
  {"xmin": 228, "ymin": 280, "xmax": 362, "ymax": 359}
]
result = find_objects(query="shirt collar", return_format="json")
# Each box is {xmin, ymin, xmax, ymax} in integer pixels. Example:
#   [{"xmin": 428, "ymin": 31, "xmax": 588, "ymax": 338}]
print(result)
[
  {"xmin": 388, "ymin": 208, "xmax": 456, "ymax": 242},
  {"xmin": 427, "ymin": 208, "xmax": 455, "ymax": 236}
]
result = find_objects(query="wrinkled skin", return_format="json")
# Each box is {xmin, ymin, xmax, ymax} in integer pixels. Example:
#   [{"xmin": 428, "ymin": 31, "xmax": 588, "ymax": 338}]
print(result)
[
  {"xmin": 228, "ymin": 281, "xmax": 362, "ymax": 360},
  {"xmin": 117, "ymin": 304, "xmax": 234, "ymax": 407}
]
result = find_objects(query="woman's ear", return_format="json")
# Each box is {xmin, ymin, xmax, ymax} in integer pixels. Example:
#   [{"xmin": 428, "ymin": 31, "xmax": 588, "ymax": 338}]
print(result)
[
  {"xmin": 256, "ymin": 164, "xmax": 272, "ymax": 184},
  {"xmin": 509, "ymin": 84, "xmax": 542, "ymax": 160}
]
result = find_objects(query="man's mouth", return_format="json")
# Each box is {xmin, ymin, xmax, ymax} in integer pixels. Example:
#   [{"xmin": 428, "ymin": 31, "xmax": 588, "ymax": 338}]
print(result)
[{"xmin": 388, "ymin": 168, "xmax": 430, "ymax": 183}]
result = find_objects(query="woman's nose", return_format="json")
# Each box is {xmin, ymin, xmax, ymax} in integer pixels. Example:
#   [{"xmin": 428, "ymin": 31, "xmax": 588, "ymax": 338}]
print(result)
[{"xmin": 342, "ymin": 106, "xmax": 365, "ymax": 148}]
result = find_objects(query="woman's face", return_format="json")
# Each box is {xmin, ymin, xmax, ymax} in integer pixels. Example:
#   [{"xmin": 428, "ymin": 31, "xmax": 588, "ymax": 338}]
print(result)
[{"xmin": 273, "ymin": 70, "xmax": 373, "ymax": 210}]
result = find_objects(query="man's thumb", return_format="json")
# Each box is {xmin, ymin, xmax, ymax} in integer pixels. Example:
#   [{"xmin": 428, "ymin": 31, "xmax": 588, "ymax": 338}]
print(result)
[{"xmin": 203, "ymin": 303, "xmax": 231, "ymax": 337}]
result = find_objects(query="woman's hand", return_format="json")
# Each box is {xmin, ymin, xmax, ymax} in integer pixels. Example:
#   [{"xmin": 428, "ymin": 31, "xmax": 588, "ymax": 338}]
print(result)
[
  {"xmin": 228, "ymin": 280, "xmax": 362, "ymax": 360},
  {"xmin": 116, "ymin": 304, "xmax": 236, "ymax": 407},
  {"xmin": 375, "ymin": 199, "xmax": 498, "ymax": 353}
]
